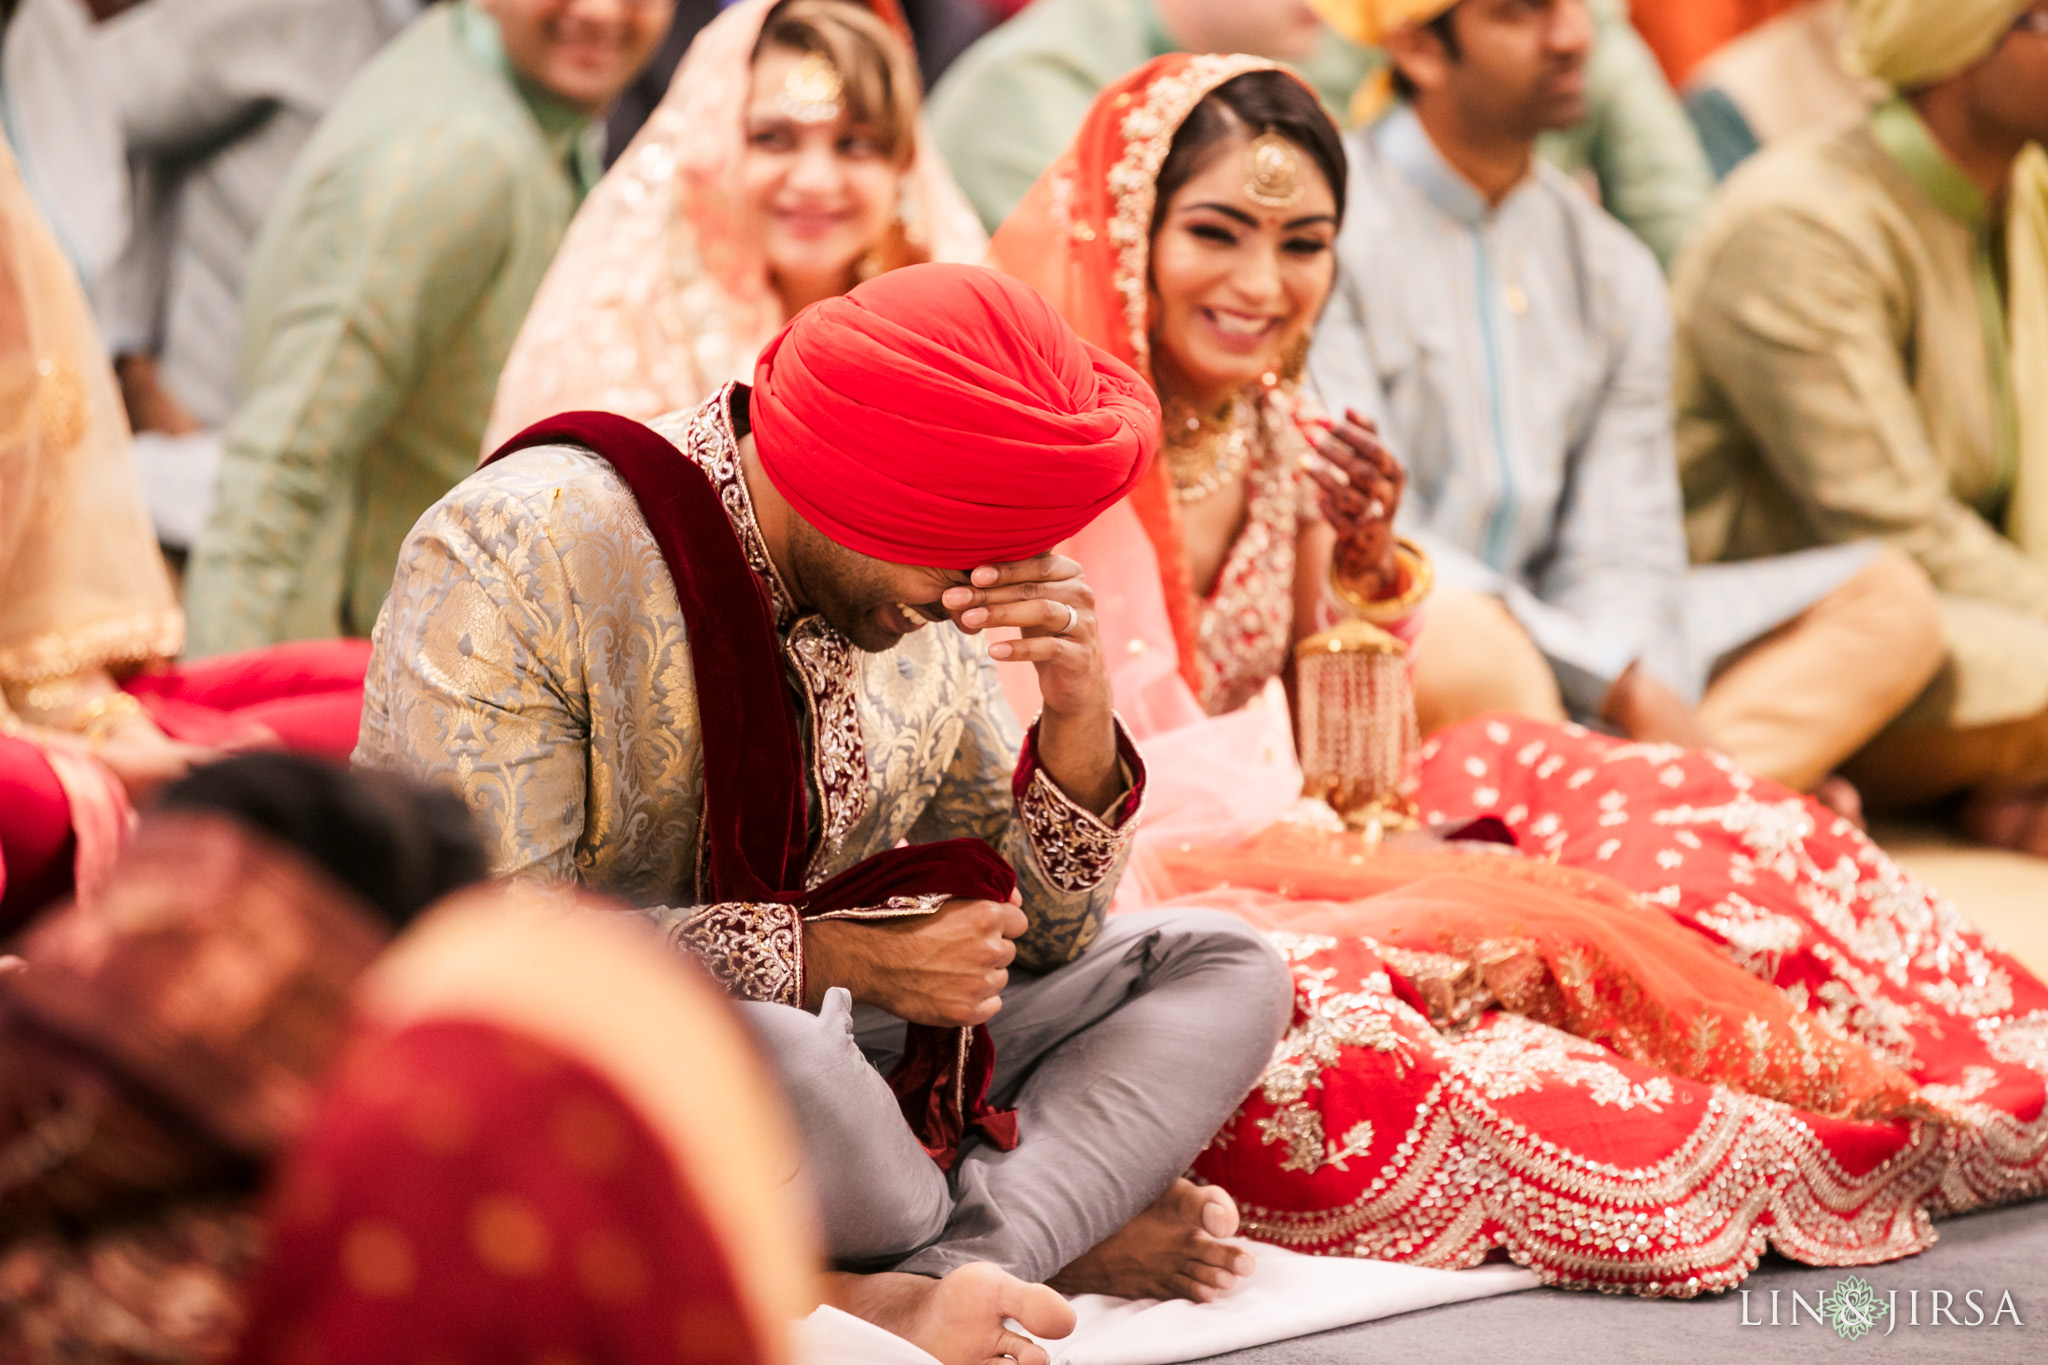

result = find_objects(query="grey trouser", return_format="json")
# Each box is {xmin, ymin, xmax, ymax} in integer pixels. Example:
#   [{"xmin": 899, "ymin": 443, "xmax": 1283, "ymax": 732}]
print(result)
[{"xmin": 742, "ymin": 908, "xmax": 1291, "ymax": 1282}]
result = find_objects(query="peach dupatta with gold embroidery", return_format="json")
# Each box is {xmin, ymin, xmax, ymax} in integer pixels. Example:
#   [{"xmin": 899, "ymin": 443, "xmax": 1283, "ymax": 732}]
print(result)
[{"xmin": 482, "ymin": 0, "xmax": 988, "ymax": 451}]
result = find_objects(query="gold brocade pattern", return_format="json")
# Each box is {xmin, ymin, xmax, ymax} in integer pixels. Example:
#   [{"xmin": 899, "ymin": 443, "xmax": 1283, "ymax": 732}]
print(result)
[{"xmin": 357, "ymin": 389, "xmax": 1141, "ymax": 997}]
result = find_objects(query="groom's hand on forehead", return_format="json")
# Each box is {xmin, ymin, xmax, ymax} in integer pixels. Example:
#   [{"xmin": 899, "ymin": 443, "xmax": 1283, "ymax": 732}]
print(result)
[{"xmin": 938, "ymin": 555, "xmax": 1085, "ymax": 635}]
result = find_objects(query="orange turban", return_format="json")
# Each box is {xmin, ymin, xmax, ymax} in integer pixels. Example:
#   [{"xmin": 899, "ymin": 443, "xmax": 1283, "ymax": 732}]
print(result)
[{"xmin": 749, "ymin": 262, "xmax": 1161, "ymax": 567}]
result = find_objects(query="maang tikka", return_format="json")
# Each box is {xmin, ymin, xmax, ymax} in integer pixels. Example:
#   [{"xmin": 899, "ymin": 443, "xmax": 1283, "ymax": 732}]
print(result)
[
  {"xmin": 1243, "ymin": 128, "xmax": 1305, "ymax": 210},
  {"xmin": 779, "ymin": 50, "xmax": 845, "ymax": 124}
]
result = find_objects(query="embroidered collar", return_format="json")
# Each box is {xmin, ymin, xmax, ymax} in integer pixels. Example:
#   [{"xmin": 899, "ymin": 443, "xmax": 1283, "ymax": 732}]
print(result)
[
  {"xmin": 681, "ymin": 383, "xmax": 871, "ymax": 870},
  {"xmin": 688, "ymin": 383, "xmax": 801, "ymax": 630}
]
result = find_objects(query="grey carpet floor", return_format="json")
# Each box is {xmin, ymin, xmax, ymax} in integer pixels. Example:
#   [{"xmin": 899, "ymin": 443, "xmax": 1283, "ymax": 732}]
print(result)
[{"xmin": 1213, "ymin": 1200, "xmax": 2048, "ymax": 1363}]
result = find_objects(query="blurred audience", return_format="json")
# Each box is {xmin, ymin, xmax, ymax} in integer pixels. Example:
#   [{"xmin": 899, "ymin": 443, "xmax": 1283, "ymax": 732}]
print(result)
[
  {"xmin": 932, "ymin": 0, "xmax": 1715, "ymax": 268},
  {"xmin": 183, "ymin": 0, "xmax": 674, "ymax": 655},
  {"xmin": 1307, "ymin": 0, "xmax": 1945, "ymax": 801},
  {"xmin": 0, "ymin": 754, "xmax": 485, "ymax": 1362},
  {"xmin": 486, "ymin": 0, "xmax": 985, "ymax": 446},
  {"xmin": 97, "ymin": 0, "xmax": 421, "ymax": 549},
  {"xmin": 1675, "ymin": 0, "xmax": 2048, "ymax": 845},
  {"xmin": 0, "ymin": 132, "xmax": 370, "ymax": 930}
]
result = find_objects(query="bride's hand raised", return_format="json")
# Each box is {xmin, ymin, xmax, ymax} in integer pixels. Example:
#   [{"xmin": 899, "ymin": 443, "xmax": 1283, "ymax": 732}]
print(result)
[{"xmin": 1306, "ymin": 408, "xmax": 1406, "ymax": 599}]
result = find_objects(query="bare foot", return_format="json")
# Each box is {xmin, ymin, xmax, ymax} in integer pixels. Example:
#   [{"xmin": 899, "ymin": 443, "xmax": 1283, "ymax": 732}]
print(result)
[
  {"xmin": 823, "ymin": 1262, "xmax": 1076, "ymax": 1365},
  {"xmin": 1049, "ymin": 1178, "xmax": 1253, "ymax": 1303},
  {"xmin": 1811, "ymin": 775, "xmax": 1865, "ymax": 829},
  {"xmin": 1960, "ymin": 789, "xmax": 2048, "ymax": 858}
]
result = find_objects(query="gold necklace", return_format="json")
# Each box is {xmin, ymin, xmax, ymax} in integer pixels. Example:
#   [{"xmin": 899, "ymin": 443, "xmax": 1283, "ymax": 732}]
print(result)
[{"xmin": 1162, "ymin": 393, "xmax": 1255, "ymax": 504}]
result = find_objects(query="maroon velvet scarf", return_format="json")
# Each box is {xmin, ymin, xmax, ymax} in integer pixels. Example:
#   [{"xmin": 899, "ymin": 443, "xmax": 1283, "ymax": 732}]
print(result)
[{"xmin": 485, "ymin": 410, "xmax": 1017, "ymax": 1168}]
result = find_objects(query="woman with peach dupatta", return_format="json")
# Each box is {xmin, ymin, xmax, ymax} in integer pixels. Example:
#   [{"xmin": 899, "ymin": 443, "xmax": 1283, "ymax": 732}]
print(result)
[
  {"xmin": 483, "ymin": 0, "xmax": 987, "ymax": 448},
  {"xmin": 989, "ymin": 53, "xmax": 2048, "ymax": 1297}
]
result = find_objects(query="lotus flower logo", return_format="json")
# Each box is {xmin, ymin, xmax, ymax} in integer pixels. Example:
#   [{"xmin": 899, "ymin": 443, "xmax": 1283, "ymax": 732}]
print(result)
[{"xmin": 1821, "ymin": 1275, "xmax": 1886, "ymax": 1340}]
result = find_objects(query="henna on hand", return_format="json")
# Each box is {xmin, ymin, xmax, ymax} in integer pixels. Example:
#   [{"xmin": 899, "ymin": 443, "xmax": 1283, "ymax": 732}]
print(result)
[{"xmin": 1307, "ymin": 409, "xmax": 1407, "ymax": 600}]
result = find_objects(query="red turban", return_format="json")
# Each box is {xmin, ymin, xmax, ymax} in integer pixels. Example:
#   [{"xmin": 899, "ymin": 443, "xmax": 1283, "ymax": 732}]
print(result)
[{"xmin": 750, "ymin": 262, "xmax": 1160, "ymax": 567}]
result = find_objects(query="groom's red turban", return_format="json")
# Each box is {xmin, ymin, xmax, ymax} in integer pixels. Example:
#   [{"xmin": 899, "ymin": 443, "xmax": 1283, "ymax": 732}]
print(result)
[{"xmin": 750, "ymin": 262, "xmax": 1160, "ymax": 567}]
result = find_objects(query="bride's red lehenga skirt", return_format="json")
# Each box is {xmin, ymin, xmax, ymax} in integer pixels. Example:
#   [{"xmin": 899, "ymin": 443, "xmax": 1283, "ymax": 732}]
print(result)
[{"xmin": 1154, "ymin": 715, "xmax": 2048, "ymax": 1296}]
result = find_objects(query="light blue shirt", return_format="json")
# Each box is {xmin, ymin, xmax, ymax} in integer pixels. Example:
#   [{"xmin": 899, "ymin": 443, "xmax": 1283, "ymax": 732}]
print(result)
[{"xmin": 1310, "ymin": 105, "xmax": 1866, "ymax": 716}]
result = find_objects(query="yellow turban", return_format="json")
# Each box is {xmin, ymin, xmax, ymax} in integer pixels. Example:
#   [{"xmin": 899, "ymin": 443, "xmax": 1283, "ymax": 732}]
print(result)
[
  {"xmin": 1846, "ymin": 0, "xmax": 2029, "ymax": 86},
  {"xmin": 1307, "ymin": 0, "xmax": 1459, "ymax": 48},
  {"xmin": 1847, "ymin": 0, "xmax": 2048, "ymax": 562},
  {"xmin": 1308, "ymin": 0, "xmax": 1461, "ymax": 123}
]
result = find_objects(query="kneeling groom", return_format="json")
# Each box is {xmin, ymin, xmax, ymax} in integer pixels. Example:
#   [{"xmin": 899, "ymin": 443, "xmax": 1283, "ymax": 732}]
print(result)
[{"xmin": 358, "ymin": 263, "xmax": 1293, "ymax": 1362}]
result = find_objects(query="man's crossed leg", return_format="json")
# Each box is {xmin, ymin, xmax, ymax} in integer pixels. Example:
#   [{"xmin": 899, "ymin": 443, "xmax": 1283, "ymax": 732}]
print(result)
[{"xmin": 745, "ymin": 909, "xmax": 1291, "ymax": 1364}]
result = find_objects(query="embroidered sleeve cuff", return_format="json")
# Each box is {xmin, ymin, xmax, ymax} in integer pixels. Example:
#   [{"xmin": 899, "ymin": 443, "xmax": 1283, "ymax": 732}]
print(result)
[
  {"xmin": 661, "ymin": 901, "xmax": 805, "ymax": 1006},
  {"xmin": 1011, "ymin": 714, "xmax": 1147, "ymax": 892}
]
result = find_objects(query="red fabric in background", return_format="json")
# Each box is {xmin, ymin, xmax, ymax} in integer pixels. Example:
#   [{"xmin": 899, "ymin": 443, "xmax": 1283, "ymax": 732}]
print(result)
[
  {"xmin": 125, "ymin": 639, "xmax": 373, "ymax": 761},
  {"xmin": 0, "ymin": 639, "xmax": 372, "ymax": 930},
  {"xmin": 0, "ymin": 735, "xmax": 78, "ymax": 928}
]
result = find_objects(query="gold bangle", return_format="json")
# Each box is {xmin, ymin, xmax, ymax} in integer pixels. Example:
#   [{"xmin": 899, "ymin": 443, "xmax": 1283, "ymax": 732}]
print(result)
[
  {"xmin": 76, "ymin": 692, "xmax": 146, "ymax": 752},
  {"xmin": 1330, "ymin": 537, "xmax": 1434, "ymax": 623}
]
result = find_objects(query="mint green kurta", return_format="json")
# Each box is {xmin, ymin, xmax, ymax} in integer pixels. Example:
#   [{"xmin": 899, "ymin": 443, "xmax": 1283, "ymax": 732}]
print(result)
[
  {"xmin": 184, "ymin": 3, "xmax": 598, "ymax": 653},
  {"xmin": 927, "ymin": 0, "xmax": 1712, "ymax": 269}
]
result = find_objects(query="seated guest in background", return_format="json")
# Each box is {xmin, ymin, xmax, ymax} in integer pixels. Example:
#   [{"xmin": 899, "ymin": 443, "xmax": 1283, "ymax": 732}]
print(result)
[
  {"xmin": 182, "ymin": 0, "xmax": 673, "ymax": 656},
  {"xmin": 0, "ymin": 754, "xmax": 485, "ymax": 1362},
  {"xmin": 88, "ymin": 0, "xmax": 419, "ymax": 550},
  {"xmin": 485, "ymin": 0, "xmax": 985, "ymax": 448},
  {"xmin": 359, "ymin": 263, "xmax": 1291, "ymax": 1360},
  {"xmin": 930, "ymin": 0, "xmax": 1715, "ymax": 269},
  {"xmin": 0, "ymin": 134, "xmax": 371, "ymax": 931},
  {"xmin": 235, "ymin": 892, "xmax": 824, "ymax": 1365},
  {"xmin": 1676, "ymin": 0, "xmax": 2048, "ymax": 849},
  {"xmin": 1308, "ymin": 0, "xmax": 1944, "ymax": 803}
]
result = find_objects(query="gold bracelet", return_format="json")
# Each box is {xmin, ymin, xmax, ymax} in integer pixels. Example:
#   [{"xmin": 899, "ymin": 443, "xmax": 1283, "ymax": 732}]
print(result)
[
  {"xmin": 1330, "ymin": 537, "xmax": 1434, "ymax": 623},
  {"xmin": 76, "ymin": 692, "xmax": 147, "ymax": 752}
]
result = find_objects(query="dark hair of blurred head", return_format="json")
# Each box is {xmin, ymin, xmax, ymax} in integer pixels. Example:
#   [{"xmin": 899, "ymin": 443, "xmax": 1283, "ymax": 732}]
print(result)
[
  {"xmin": 1151, "ymin": 70, "xmax": 1349, "ymax": 236},
  {"xmin": 154, "ymin": 754, "xmax": 487, "ymax": 930},
  {"xmin": 1391, "ymin": 11, "xmax": 1461, "ymax": 102}
]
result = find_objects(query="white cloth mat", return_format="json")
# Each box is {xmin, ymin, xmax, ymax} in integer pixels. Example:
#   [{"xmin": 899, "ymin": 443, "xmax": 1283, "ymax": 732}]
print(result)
[{"xmin": 795, "ymin": 1243, "xmax": 1538, "ymax": 1364}]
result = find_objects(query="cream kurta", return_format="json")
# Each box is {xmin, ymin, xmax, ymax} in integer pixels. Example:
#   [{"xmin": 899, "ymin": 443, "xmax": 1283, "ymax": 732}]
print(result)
[
  {"xmin": 355, "ymin": 388, "xmax": 1141, "ymax": 995},
  {"xmin": 1675, "ymin": 102, "xmax": 2048, "ymax": 729}
]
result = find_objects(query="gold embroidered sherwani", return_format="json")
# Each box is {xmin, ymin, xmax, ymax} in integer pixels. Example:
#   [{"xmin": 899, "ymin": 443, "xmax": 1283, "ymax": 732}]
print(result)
[{"xmin": 355, "ymin": 387, "xmax": 1142, "ymax": 995}]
